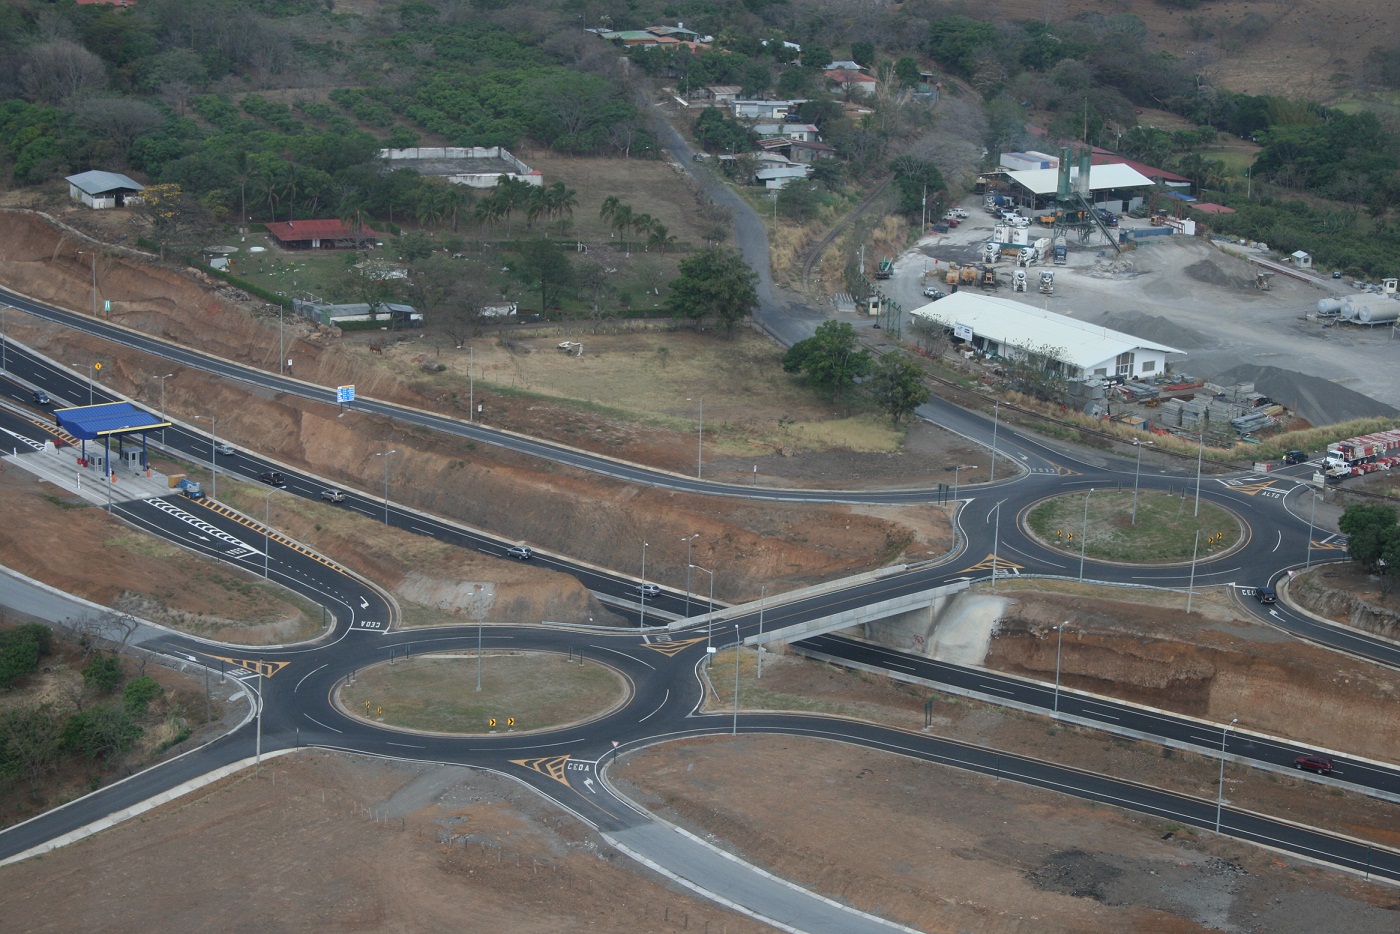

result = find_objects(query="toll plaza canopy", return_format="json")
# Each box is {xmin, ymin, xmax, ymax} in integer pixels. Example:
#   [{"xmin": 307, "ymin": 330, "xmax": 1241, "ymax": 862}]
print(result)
[{"xmin": 53, "ymin": 402, "xmax": 170, "ymax": 473}]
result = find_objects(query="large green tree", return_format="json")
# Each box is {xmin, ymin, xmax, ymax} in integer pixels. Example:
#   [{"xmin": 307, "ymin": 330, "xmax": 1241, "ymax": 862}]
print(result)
[
  {"xmin": 508, "ymin": 240, "xmax": 574, "ymax": 313},
  {"xmin": 868, "ymin": 352, "xmax": 931, "ymax": 424},
  {"xmin": 1339, "ymin": 504, "xmax": 1397, "ymax": 571},
  {"xmin": 782, "ymin": 320, "xmax": 872, "ymax": 402},
  {"xmin": 668, "ymin": 247, "xmax": 759, "ymax": 338}
]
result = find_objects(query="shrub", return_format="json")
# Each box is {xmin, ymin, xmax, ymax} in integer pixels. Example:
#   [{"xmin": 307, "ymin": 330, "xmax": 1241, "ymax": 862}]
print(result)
[
  {"xmin": 82, "ymin": 653, "xmax": 123, "ymax": 694},
  {"xmin": 0, "ymin": 624, "xmax": 53, "ymax": 689},
  {"xmin": 123, "ymin": 676, "xmax": 164, "ymax": 715}
]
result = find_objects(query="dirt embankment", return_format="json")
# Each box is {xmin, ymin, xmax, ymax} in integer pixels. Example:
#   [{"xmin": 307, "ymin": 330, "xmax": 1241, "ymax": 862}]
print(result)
[
  {"xmin": 0, "ymin": 210, "xmax": 951, "ymax": 599},
  {"xmin": 985, "ymin": 591, "xmax": 1400, "ymax": 762},
  {"xmin": 1292, "ymin": 564, "xmax": 1400, "ymax": 640}
]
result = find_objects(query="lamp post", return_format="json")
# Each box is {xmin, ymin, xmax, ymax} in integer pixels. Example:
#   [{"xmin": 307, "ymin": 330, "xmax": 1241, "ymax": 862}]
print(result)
[
  {"xmin": 757, "ymin": 584, "xmax": 766, "ymax": 679},
  {"xmin": 732, "ymin": 623, "xmax": 741, "ymax": 735},
  {"xmin": 989, "ymin": 401, "xmax": 1001, "ymax": 483},
  {"xmin": 268, "ymin": 303, "xmax": 285, "ymax": 375},
  {"xmin": 72, "ymin": 362, "xmax": 98, "ymax": 405},
  {"xmin": 682, "ymin": 533, "xmax": 700, "ymax": 617},
  {"xmin": 1, "ymin": 306, "xmax": 7, "ymax": 371},
  {"xmin": 1306, "ymin": 486, "xmax": 1320, "ymax": 570},
  {"xmin": 1187, "ymin": 529, "xmax": 1200, "ymax": 614},
  {"xmin": 990, "ymin": 500, "xmax": 1003, "ymax": 592},
  {"xmin": 639, "ymin": 540, "xmax": 649, "ymax": 628},
  {"xmin": 687, "ymin": 397, "xmax": 703, "ymax": 478},
  {"xmin": 690, "ymin": 563, "xmax": 714, "ymax": 655},
  {"xmin": 468, "ymin": 344, "xmax": 474, "ymax": 422},
  {"xmin": 1078, "ymin": 489, "xmax": 1094, "ymax": 582},
  {"xmin": 1053, "ymin": 621, "xmax": 1072, "ymax": 717},
  {"xmin": 254, "ymin": 669, "xmax": 263, "ymax": 767},
  {"xmin": 372, "ymin": 448, "xmax": 397, "ymax": 525},
  {"xmin": 263, "ymin": 487, "xmax": 284, "ymax": 579},
  {"xmin": 1215, "ymin": 718, "xmax": 1238, "ymax": 833},
  {"xmin": 193, "ymin": 414, "xmax": 218, "ymax": 499},
  {"xmin": 953, "ymin": 464, "xmax": 977, "ymax": 501},
  {"xmin": 1194, "ymin": 421, "xmax": 1206, "ymax": 517},
  {"xmin": 154, "ymin": 373, "xmax": 174, "ymax": 441},
  {"xmin": 1131, "ymin": 439, "xmax": 1154, "ymax": 525},
  {"xmin": 77, "ymin": 249, "xmax": 98, "ymax": 318}
]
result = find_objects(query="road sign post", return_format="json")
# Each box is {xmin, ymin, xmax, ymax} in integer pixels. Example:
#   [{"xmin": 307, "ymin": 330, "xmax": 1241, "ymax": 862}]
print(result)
[{"xmin": 337, "ymin": 384, "xmax": 355, "ymax": 416}]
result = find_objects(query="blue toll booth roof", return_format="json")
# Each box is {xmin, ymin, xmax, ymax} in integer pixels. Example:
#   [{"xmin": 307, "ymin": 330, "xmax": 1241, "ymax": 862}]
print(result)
[{"xmin": 53, "ymin": 402, "xmax": 170, "ymax": 440}]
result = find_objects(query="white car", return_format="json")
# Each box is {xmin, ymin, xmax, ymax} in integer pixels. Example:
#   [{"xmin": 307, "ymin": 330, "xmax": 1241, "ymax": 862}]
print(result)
[
  {"xmin": 213, "ymin": 442, "xmax": 236, "ymax": 456},
  {"xmin": 948, "ymin": 208, "xmax": 969, "ymax": 219}
]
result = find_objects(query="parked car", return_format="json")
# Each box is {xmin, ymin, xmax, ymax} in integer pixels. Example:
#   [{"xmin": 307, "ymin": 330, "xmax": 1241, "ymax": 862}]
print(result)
[
  {"xmin": 1294, "ymin": 754, "xmax": 1335, "ymax": 775},
  {"xmin": 320, "ymin": 489, "xmax": 346, "ymax": 503},
  {"xmin": 949, "ymin": 208, "xmax": 969, "ymax": 219},
  {"xmin": 258, "ymin": 471, "xmax": 287, "ymax": 488},
  {"xmin": 505, "ymin": 545, "xmax": 533, "ymax": 560},
  {"xmin": 922, "ymin": 287, "xmax": 947, "ymax": 300},
  {"xmin": 214, "ymin": 442, "xmax": 236, "ymax": 457},
  {"xmin": 1253, "ymin": 585, "xmax": 1277, "ymax": 604},
  {"xmin": 636, "ymin": 583, "xmax": 660, "ymax": 598},
  {"xmin": 1282, "ymin": 450, "xmax": 1307, "ymax": 465},
  {"xmin": 31, "ymin": 390, "xmax": 50, "ymax": 405}
]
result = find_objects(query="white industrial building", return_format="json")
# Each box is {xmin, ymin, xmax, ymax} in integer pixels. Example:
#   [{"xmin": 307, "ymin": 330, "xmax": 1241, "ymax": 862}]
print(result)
[
  {"xmin": 910, "ymin": 292, "xmax": 1183, "ymax": 380},
  {"xmin": 66, "ymin": 170, "xmax": 145, "ymax": 209},
  {"xmin": 1004, "ymin": 163, "xmax": 1155, "ymax": 214}
]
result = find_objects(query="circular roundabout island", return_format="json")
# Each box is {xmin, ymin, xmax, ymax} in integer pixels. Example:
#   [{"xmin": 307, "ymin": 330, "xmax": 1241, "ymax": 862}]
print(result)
[
  {"xmin": 338, "ymin": 651, "xmax": 627, "ymax": 735},
  {"xmin": 1025, "ymin": 488, "xmax": 1242, "ymax": 564}
]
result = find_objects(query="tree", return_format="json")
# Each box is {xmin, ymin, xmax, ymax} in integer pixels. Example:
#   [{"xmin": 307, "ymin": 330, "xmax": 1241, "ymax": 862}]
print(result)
[
  {"xmin": 0, "ymin": 624, "xmax": 52, "ymax": 689},
  {"xmin": 1339, "ymin": 504, "xmax": 1398, "ymax": 572},
  {"xmin": 19, "ymin": 40, "xmax": 107, "ymax": 105},
  {"xmin": 82, "ymin": 653, "xmax": 123, "ymax": 694},
  {"xmin": 668, "ymin": 247, "xmax": 759, "ymax": 337},
  {"xmin": 62, "ymin": 705, "xmax": 142, "ymax": 763},
  {"xmin": 895, "ymin": 56, "xmax": 922, "ymax": 88},
  {"xmin": 0, "ymin": 704, "xmax": 64, "ymax": 794},
  {"xmin": 71, "ymin": 98, "xmax": 166, "ymax": 168},
  {"xmin": 782, "ymin": 321, "xmax": 872, "ymax": 402},
  {"xmin": 868, "ymin": 352, "xmax": 931, "ymax": 424},
  {"xmin": 508, "ymin": 240, "xmax": 574, "ymax": 312},
  {"xmin": 851, "ymin": 41, "xmax": 876, "ymax": 68}
]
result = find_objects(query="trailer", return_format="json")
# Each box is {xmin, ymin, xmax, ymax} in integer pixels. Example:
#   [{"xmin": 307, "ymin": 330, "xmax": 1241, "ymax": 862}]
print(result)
[{"xmin": 1321, "ymin": 428, "xmax": 1400, "ymax": 481}]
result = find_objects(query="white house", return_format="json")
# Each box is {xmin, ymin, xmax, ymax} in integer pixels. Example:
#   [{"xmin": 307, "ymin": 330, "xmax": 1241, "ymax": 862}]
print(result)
[
  {"xmin": 755, "ymin": 165, "xmax": 812, "ymax": 190},
  {"xmin": 732, "ymin": 99, "xmax": 804, "ymax": 121},
  {"xmin": 910, "ymin": 291, "xmax": 1183, "ymax": 380},
  {"xmin": 1290, "ymin": 250, "xmax": 1312, "ymax": 269},
  {"xmin": 66, "ymin": 170, "xmax": 145, "ymax": 209},
  {"xmin": 752, "ymin": 123, "xmax": 822, "ymax": 143}
]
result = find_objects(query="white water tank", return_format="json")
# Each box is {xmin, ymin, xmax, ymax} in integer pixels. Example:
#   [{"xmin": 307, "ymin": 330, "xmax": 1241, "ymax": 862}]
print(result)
[
  {"xmin": 1317, "ymin": 298, "xmax": 1343, "ymax": 316},
  {"xmin": 1356, "ymin": 304, "xmax": 1400, "ymax": 325}
]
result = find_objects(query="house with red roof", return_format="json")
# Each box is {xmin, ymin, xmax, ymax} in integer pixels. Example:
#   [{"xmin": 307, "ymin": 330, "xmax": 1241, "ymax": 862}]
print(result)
[{"xmin": 265, "ymin": 219, "xmax": 378, "ymax": 251}]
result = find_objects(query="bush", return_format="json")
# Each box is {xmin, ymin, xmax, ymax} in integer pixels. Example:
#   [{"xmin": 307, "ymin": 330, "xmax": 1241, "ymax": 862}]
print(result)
[
  {"xmin": 0, "ymin": 624, "xmax": 53, "ymax": 689},
  {"xmin": 123, "ymin": 675, "xmax": 164, "ymax": 715},
  {"xmin": 82, "ymin": 653, "xmax": 123, "ymax": 694},
  {"xmin": 62, "ymin": 706, "xmax": 142, "ymax": 762}
]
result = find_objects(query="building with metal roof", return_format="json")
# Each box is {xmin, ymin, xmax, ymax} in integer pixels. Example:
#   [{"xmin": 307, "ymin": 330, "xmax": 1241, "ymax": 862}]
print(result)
[
  {"xmin": 910, "ymin": 291, "xmax": 1183, "ymax": 381},
  {"xmin": 1004, "ymin": 163, "xmax": 1155, "ymax": 214},
  {"xmin": 266, "ymin": 219, "xmax": 379, "ymax": 250},
  {"xmin": 52, "ymin": 402, "xmax": 169, "ymax": 477},
  {"xmin": 66, "ymin": 170, "xmax": 145, "ymax": 209}
]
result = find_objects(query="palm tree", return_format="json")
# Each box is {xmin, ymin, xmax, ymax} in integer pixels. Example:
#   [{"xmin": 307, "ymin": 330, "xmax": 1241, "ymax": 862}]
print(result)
[
  {"xmin": 548, "ymin": 182, "xmax": 577, "ymax": 237},
  {"xmin": 526, "ymin": 186, "xmax": 551, "ymax": 235},
  {"xmin": 631, "ymin": 212, "xmax": 655, "ymax": 248},
  {"xmin": 443, "ymin": 183, "xmax": 473, "ymax": 233},
  {"xmin": 493, "ymin": 177, "xmax": 532, "ymax": 239},
  {"xmin": 338, "ymin": 194, "xmax": 372, "ymax": 249},
  {"xmin": 599, "ymin": 194, "xmax": 621, "ymax": 225},
  {"xmin": 611, "ymin": 204, "xmax": 634, "ymax": 250},
  {"xmin": 473, "ymin": 191, "xmax": 502, "ymax": 233},
  {"xmin": 647, "ymin": 222, "xmax": 677, "ymax": 254},
  {"xmin": 416, "ymin": 182, "xmax": 449, "ymax": 229}
]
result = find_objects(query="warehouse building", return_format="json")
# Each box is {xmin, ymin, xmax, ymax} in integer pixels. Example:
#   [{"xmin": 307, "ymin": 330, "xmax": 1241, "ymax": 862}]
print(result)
[{"xmin": 910, "ymin": 291, "xmax": 1183, "ymax": 381}]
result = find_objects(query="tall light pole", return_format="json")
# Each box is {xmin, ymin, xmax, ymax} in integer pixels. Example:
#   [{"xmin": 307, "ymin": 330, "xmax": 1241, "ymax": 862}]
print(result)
[
  {"xmin": 72, "ymin": 362, "xmax": 98, "ymax": 405},
  {"xmin": 681, "ymin": 533, "xmax": 700, "ymax": 617},
  {"xmin": 1215, "ymin": 718, "xmax": 1237, "ymax": 833},
  {"xmin": 732, "ymin": 623, "xmax": 741, "ymax": 735},
  {"xmin": 757, "ymin": 584, "xmax": 766, "ymax": 679},
  {"xmin": 154, "ymin": 373, "xmax": 174, "ymax": 424},
  {"xmin": 1306, "ymin": 487, "xmax": 1320, "ymax": 570},
  {"xmin": 687, "ymin": 397, "xmax": 703, "ymax": 478},
  {"xmin": 1194, "ymin": 421, "xmax": 1206, "ymax": 517},
  {"xmin": 1053, "ymin": 620, "xmax": 1072, "ymax": 717},
  {"xmin": 1131, "ymin": 439, "xmax": 1154, "ymax": 525},
  {"xmin": 372, "ymin": 448, "xmax": 397, "ymax": 525},
  {"xmin": 989, "ymin": 401, "xmax": 1002, "ymax": 483},
  {"xmin": 77, "ymin": 249, "xmax": 98, "ymax": 318},
  {"xmin": 990, "ymin": 500, "xmax": 1003, "ymax": 592},
  {"xmin": 953, "ymin": 464, "xmax": 977, "ymax": 501},
  {"xmin": 468, "ymin": 344, "xmax": 474, "ymax": 422},
  {"xmin": 1, "ymin": 306, "xmax": 7, "ymax": 371},
  {"xmin": 268, "ymin": 303, "xmax": 285, "ymax": 375},
  {"xmin": 255, "ymin": 669, "xmax": 263, "ymax": 767},
  {"xmin": 639, "ymin": 541, "xmax": 649, "ymax": 628},
  {"xmin": 1078, "ymin": 488, "xmax": 1094, "ymax": 582},
  {"xmin": 263, "ymin": 487, "xmax": 284, "ymax": 579},
  {"xmin": 691, "ymin": 563, "xmax": 714, "ymax": 654},
  {"xmin": 193, "ymin": 414, "xmax": 218, "ymax": 499}
]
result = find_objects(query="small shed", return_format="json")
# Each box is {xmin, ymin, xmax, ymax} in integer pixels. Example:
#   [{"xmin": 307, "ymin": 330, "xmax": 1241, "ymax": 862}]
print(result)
[
  {"xmin": 66, "ymin": 171, "xmax": 145, "ymax": 210},
  {"xmin": 1290, "ymin": 250, "xmax": 1313, "ymax": 268}
]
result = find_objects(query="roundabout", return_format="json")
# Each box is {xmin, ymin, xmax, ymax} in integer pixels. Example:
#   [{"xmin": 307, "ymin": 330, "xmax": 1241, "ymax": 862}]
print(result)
[{"xmin": 1024, "ymin": 489, "xmax": 1243, "ymax": 564}]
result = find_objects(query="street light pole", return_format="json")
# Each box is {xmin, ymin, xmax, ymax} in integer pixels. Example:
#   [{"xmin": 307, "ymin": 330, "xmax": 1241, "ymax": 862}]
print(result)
[
  {"xmin": 1306, "ymin": 487, "xmax": 1319, "ymax": 570},
  {"xmin": 1078, "ymin": 489, "xmax": 1094, "ymax": 582},
  {"xmin": 990, "ymin": 500, "xmax": 1003, "ymax": 592},
  {"xmin": 72, "ymin": 362, "xmax": 97, "ymax": 405},
  {"xmin": 732, "ymin": 623, "xmax": 741, "ymax": 735},
  {"xmin": 468, "ymin": 344, "xmax": 474, "ymax": 422},
  {"xmin": 690, "ymin": 563, "xmax": 714, "ymax": 655},
  {"xmin": 639, "ymin": 541, "xmax": 649, "ymax": 628},
  {"xmin": 682, "ymin": 533, "xmax": 700, "ymax": 617},
  {"xmin": 77, "ymin": 250, "xmax": 98, "ymax": 318},
  {"xmin": 1053, "ymin": 620, "xmax": 1071, "ymax": 717},
  {"xmin": 1215, "ymin": 718, "xmax": 1237, "ymax": 833},
  {"xmin": 953, "ymin": 464, "xmax": 977, "ymax": 501},
  {"xmin": 989, "ymin": 401, "xmax": 1001, "ymax": 483},
  {"xmin": 263, "ymin": 488, "xmax": 283, "ymax": 579},
  {"xmin": 757, "ymin": 584, "xmax": 766, "ymax": 679},
  {"xmin": 193, "ymin": 414, "xmax": 217, "ymax": 499},
  {"xmin": 1194, "ymin": 422, "xmax": 1206, "ymax": 517},
  {"xmin": 255, "ymin": 670, "xmax": 263, "ymax": 767},
  {"xmin": 372, "ymin": 448, "xmax": 397, "ymax": 525},
  {"xmin": 1132, "ymin": 440, "xmax": 1153, "ymax": 525},
  {"xmin": 154, "ymin": 373, "xmax": 173, "ymax": 425},
  {"xmin": 687, "ymin": 397, "xmax": 703, "ymax": 478}
]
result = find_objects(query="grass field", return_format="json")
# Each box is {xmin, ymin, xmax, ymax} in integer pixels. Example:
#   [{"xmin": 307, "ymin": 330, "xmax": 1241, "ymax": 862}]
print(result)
[
  {"xmin": 1027, "ymin": 489, "xmax": 1237, "ymax": 563},
  {"xmin": 340, "ymin": 653, "xmax": 624, "ymax": 734}
]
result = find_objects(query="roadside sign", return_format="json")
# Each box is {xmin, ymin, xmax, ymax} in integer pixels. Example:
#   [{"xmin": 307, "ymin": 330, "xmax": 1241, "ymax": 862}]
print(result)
[{"xmin": 337, "ymin": 385, "xmax": 355, "ymax": 403}]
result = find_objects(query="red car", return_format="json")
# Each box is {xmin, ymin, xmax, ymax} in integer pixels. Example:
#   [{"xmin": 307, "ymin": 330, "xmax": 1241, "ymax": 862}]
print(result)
[{"xmin": 1294, "ymin": 754, "xmax": 1335, "ymax": 775}]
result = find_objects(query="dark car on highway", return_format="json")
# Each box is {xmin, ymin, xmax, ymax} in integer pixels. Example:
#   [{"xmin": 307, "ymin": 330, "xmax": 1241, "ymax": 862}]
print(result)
[
  {"xmin": 1282, "ymin": 450, "xmax": 1307, "ymax": 465},
  {"xmin": 1294, "ymin": 754, "xmax": 1335, "ymax": 775},
  {"xmin": 1254, "ymin": 586, "xmax": 1277, "ymax": 604},
  {"xmin": 31, "ymin": 390, "xmax": 50, "ymax": 405},
  {"xmin": 258, "ymin": 471, "xmax": 287, "ymax": 488}
]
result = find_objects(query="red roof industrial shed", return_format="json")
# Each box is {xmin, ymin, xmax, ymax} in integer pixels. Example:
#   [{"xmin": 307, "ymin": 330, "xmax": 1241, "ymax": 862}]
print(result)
[{"xmin": 265, "ymin": 219, "xmax": 379, "ymax": 250}]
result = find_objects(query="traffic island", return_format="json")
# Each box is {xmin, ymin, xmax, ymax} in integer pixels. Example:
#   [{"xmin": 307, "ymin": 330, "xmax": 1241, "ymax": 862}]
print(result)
[
  {"xmin": 1025, "ymin": 489, "xmax": 1241, "ymax": 564},
  {"xmin": 338, "ymin": 651, "xmax": 626, "ymax": 734}
]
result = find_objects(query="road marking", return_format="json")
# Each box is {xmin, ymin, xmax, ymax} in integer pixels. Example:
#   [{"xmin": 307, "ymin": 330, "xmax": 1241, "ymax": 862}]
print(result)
[
  {"xmin": 639, "ymin": 690, "xmax": 669, "ymax": 722},
  {"xmin": 387, "ymin": 741, "xmax": 425, "ymax": 749},
  {"xmin": 511, "ymin": 754, "xmax": 573, "ymax": 787},
  {"xmin": 592, "ymin": 644, "xmax": 655, "ymax": 669},
  {"xmin": 961, "ymin": 553, "xmax": 1025, "ymax": 573},
  {"xmin": 303, "ymin": 714, "xmax": 341, "ymax": 734},
  {"xmin": 885, "ymin": 662, "xmax": 915, "ymax": 670},
  {"xmin": 643, "ymin": 636, "xmax": 707, "ymax": 656},
  {"xmin": 978, "ymin": 683, "xmax": 1015, "ymax": 695},
  {"xmin": 411, "ymin": 526, "xmax": 436, "ymax": 534},
  {"xmin": 206, "ymin": 654, "xmax": 288, "ymax": 677},
  {"xmin": 294, "ymin": 663, "xmax": 327, "ymax": 692}
]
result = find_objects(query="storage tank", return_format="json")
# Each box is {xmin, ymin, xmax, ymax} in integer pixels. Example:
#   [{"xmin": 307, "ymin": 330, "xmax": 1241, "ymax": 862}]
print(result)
[
  {"xmin": 1317, "ymin": 298, "xmax": 1343, "ymax": 316},
  {"xmin": 1356, "ymin": 304, "xmax": 1400, "ymax": 325},
  {"xmin": 1339, "ymin": 300, "xmax": 1362, "ymax": 322}
]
